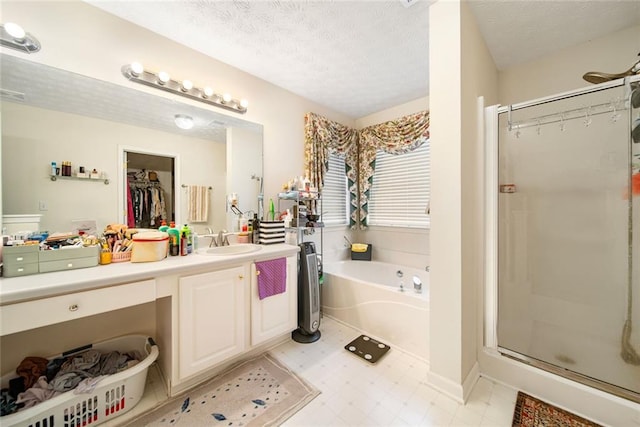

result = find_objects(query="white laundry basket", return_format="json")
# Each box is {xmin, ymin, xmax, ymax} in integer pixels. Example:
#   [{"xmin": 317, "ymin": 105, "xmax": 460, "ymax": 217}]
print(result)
[{"xmin": 0, "ymin": 335, "xmax": 159, "ymax": 427}]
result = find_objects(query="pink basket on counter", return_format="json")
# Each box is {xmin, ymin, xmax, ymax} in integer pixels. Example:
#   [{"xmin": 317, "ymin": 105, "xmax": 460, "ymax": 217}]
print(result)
[{"xmin": 111, "ymin": 251, "xmax": 132, "ymax": 263}]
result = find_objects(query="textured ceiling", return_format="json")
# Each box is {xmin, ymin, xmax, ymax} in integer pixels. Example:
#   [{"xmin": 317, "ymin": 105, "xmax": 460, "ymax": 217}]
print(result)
[
  {"xmin": 86, "ymin": 0, "xmax": 640, "ymax": 119},
  {"xmin": 0, "ymin": 54, "xmax": 262, "ymax": 142},
  {"xmin": 87, "ymin": 0, "xmax": 432, "ymax": 119}
]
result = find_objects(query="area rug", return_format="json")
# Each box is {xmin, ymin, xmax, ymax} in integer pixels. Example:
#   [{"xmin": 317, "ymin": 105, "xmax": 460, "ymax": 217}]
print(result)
[
  {"xmin": 126, "ymin": 353, "xmax": 319, "ymax": 426},
  {"xmin": 512, "ymin": 391, "xmax": 602, "ymax": 427}
]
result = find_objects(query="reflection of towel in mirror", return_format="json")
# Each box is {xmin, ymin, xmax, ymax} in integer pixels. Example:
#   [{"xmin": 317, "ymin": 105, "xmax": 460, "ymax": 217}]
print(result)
[
  {"xmin": 188, "ymin": 185, "xmax": 210, "ymax": 222},
  {"xmin": 256, "ymin": 258, "xmax": 287, "ymax": 300}
]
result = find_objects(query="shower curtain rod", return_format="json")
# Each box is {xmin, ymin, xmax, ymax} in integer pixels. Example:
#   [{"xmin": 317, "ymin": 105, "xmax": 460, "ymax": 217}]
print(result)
[
  {"xmin": 508, "ymin": 100, "xmax": 626, "ymax": 131},
  {"xmin": 497, "ymin": 74, "xmax": 640, "ymax": 115}
]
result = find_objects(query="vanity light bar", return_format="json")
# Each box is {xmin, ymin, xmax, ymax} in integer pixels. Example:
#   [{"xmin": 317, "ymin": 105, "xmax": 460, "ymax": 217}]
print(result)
[
  {"xmin": 0, "ymin": 23, "xmax": 41, "ymax": 54},
  {"xmin": 121, "ymin": 63, "xmax": 248, "ymax": 114}
]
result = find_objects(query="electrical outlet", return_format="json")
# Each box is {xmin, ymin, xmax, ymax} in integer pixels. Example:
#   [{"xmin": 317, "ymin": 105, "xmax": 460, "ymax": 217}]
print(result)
[{"xmin": 39, "ymin": 200, "xmax": 48, "ymax": 211}]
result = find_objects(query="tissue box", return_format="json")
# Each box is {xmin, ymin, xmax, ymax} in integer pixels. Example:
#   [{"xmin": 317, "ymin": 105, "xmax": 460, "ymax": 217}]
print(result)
[
  {"xmin": 351, "ymin": 243, "xmax": 372, "ymax": 261},
  {"xmin": 131, "ymin": 231, "xmax": 169, "ymax": 262}
]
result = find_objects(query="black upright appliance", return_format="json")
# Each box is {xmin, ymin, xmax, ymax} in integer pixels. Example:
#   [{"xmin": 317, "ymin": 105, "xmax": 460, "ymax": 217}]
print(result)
[{"xmin": 292, "ymin": 242, "xmax": 321, "ymax": 343}]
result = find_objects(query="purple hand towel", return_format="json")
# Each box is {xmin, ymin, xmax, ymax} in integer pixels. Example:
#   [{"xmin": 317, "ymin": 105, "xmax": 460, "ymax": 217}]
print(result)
[{"xmin": 256, "ymin": 258, "xmax": 287, "ymax": 300}]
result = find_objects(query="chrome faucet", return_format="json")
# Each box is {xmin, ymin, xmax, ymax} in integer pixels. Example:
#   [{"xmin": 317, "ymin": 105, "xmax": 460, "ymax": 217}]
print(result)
[
  {"xmin": 215, "ymin": 230, "xmax": 230, "ymax": 247},
  {"xmin": 413, "ymin": 276, "xmax": 422, "ymax": 293}
]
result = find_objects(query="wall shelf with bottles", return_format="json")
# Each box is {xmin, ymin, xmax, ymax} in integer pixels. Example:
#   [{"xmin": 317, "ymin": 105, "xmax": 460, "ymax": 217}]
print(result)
[{"xmin": 50, "ymin": 175, "xmax": 109, "ymax": 185}]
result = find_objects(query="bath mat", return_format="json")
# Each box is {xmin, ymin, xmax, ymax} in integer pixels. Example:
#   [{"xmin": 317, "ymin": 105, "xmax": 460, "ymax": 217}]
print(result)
[
  {"xmin": 124, "ymin": 353, "xmax": 319, "ymax": 426},
  {"xmin": 512, "ymin": 391, "xmax": 602, "ymax": 427},
  {"xmin": 344, "ymin": 335, "xmax": 390, "ymax": 364}
]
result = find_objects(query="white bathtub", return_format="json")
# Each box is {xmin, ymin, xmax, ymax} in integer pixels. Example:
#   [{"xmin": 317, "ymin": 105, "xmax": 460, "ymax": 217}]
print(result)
[{"xmin": 322, "ymin": 260, "xmax": 429, "ymax": 360}]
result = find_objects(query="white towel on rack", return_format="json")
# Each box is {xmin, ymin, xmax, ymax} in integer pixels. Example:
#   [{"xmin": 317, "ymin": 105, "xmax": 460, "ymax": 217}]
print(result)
[{"xmin": 188, "ymin": 185, "xmax": 210, "ymax": 223}]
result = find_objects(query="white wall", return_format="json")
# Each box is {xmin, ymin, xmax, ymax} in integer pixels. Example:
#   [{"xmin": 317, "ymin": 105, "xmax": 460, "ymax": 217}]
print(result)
[
  {"xmin": 499, "ymin": 24, "xmax": 640, "ymax": 105},
  {"xmin": 428, "ymin": 0, "xmax": 465, "ymax": 399},
  {"xmin": 0, "ymin": 0, "xmax": 355, "ymax": 223},
  {"xmin": 427, "ymin": 0, "xmax": 498, "ymax": 402}
]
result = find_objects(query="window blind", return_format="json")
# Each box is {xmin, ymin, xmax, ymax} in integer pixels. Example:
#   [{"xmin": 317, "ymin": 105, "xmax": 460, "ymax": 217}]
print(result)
[
  {"xmin": 321, "ymin": 154, "xmax": 348, "ymax": 226},
  {"xmin": 368, "ymin": 142, "xmax": 430, "ymax": 228}
]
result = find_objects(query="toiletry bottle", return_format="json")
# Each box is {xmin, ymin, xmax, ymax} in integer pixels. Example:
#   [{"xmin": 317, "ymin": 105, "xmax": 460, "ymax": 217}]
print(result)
[
  {"xmin": 252, "ymin": 214, "xmax": 260, "ymax": 244},
  {"xmin": 51, "ymin": 162, "xmax": 57, "ymax": 176},
  {"xmin": 268, "ymin": 199, "xmax": 275, "ymax": 221},
  {"xmin": 158, "ymin": 219, "xmax": 168, "ymax": 232},
  {"xmin": 181, "ymin": 224, "xmax": 192, "ymax": 254},
  {"xmin": 180, "ymin": 232, "xmax": 187, "ymax": 256},
  {"xmin": 168, "ymin": 221, "xmax": 180, "ymax": 256},
  {"xmin": 191, "ymin": 226, "xmax": 198, "ymax": 251}
]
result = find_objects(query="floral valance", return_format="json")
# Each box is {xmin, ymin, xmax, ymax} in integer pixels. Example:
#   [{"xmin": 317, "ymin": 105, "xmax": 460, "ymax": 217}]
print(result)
[
  {"xmin": 304, "ymin": 112, "xmax": 359, "ymax": 228},
  {"xmin": 357, "ymin": 111, "xmax": 430, "ymax": 228},
  {"xmin": 304, "ymin": 110, "xmax": 429, "ymax": 229}
]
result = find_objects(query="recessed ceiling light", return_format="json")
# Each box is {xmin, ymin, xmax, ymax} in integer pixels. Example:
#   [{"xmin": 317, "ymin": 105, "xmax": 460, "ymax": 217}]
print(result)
[{"xmin": 174, "ymin": 114, "xmax": 194, "ymax": 130}]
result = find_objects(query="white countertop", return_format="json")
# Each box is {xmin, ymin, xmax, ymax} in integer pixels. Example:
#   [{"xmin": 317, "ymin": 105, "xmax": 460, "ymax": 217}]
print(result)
[{"xmin": 0, "ymin": 243, "xmax": 299, "ymax": 305}]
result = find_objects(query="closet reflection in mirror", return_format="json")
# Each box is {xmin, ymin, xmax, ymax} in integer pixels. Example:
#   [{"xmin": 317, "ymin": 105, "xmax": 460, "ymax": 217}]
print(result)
[{"xmin": 0, "ymin": 54, "xmax": 263, "ymax": 235}]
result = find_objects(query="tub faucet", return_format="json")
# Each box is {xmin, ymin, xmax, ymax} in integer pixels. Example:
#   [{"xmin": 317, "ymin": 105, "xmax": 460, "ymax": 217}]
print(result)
[{"xmin": 413, "ymin": 276, "xmax": 422, "ymax": 293}]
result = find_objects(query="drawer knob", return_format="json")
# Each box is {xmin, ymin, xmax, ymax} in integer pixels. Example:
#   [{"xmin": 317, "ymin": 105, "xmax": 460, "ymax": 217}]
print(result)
[
  {"xmin": 67, "ymin": 263, "xmax": 73, "ymax": 268},
  {"xmin": 69, "ymin": 304, "xmax": 79, "ymax": 312},
  {"xmin": 16, "ymin": 257, "xmax": 23, "ymax": 261},
  {"xmin": 17, "ymin": 268, "xmax": 24, "ymax": 272},
  {"xmin": 238, "ymin": 275, "xmax": 244, "ymax": 280}
]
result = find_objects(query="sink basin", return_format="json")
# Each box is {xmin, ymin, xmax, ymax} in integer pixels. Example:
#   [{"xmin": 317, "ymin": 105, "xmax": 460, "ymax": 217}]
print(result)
[{"xmin": 197, "ymin": 244, "xmax": 262, "ymax": 256}]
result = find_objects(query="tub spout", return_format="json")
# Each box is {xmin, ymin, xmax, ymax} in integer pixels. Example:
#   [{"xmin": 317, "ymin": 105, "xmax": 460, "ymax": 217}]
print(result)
[{"xmin": 413, "ymin": 276, "xmax": 422, "ymax": 293}]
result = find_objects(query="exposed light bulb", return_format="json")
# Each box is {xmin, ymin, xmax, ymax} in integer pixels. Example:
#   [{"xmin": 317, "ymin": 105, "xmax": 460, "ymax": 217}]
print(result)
[
  {"xmin": 157, "ymin": 71, "xmax": 170, "ymax": 85},
  {"xmin": 4, "ymin": 22, "xmax": 26, "ymax": 41},
  {"xmin": 203, "ymin": 86, "xmax": 214, "ymax": 98},
  {"xmin": 239, "ymin": 99, "xmax": 249, "ymax": 109},
  {"xmin": 130, "ymin": 62, "xmax": 144, "ymax": 77},
  {"xmin": 181, "ymin": 79, "xmax": 193, "ymax": 92},
  {"xmin": 174, "ymin": 114, "xmax": 194, "ymax": 130},
  {"xmin": 222, "ymin": 93, "xmax": 232, "ymax": 103}
]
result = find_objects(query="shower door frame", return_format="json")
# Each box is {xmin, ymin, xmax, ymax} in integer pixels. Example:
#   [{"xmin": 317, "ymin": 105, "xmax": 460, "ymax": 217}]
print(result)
[{"xmin": 483, "ymin": 75, "xmax": 640, "ymax": 403}]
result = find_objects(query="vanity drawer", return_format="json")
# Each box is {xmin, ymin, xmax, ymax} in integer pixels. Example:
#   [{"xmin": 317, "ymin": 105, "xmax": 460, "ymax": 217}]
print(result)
[
  {"xmin": 3, "ymin": 262, "xmax": 39, "ymax": 278},
  {"xmin": 0, "ymin": 279, "xmax": 156, "ymax": 335},
  {"xmin": 3, "ymin": 251, "xmax": 39, "ymax": 265},
  {"xmin": 39, "ymin": 256, "xmax": 98, "ymax": 273}
]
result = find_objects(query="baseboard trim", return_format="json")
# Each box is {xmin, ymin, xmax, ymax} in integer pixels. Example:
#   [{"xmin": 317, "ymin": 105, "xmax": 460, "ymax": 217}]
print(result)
[{"xmin": 426, "ymin": 361, "xmax": 480, "ymax": 404}]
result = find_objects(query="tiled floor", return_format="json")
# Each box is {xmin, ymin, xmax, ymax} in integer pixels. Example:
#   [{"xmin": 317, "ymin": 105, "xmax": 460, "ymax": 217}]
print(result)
[{"xmin": 111, "ymin": 316, "xmax": 518, "ymax": 426}]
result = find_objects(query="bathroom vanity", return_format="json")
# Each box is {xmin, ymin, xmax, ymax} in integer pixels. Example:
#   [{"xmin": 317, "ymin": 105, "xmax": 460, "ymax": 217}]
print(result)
[{"xmin": 0, "ymin": 243, "xmax": 299, "ymax": 396}]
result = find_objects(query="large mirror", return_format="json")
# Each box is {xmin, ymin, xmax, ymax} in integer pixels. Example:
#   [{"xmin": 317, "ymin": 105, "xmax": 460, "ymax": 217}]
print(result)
[{"xmin": 1, "ymin": 54, "xmax": 263, "ymax": 236}]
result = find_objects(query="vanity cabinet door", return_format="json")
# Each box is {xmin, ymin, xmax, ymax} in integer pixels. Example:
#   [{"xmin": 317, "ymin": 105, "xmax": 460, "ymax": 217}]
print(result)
[
  {"xmin": 178, "ymin": 266, "xmax": 246, "ymax": 380},
  {"xmin": 250, "ymin": 255, "xmax": 298, "ymax": 346}
]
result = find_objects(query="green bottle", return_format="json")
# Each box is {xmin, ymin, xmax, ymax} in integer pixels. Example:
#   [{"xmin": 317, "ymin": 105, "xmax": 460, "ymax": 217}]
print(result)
[
  {"xmin": 181, "ymin": 224, "xmax": 192, "ymax": 254},
  {"xmin": 268, "ymin": 199, "xmax": 275, "ymax": 221},
  {"xmin": 167, "ymin": 221, "xmax": 180, "ymax": 256}
]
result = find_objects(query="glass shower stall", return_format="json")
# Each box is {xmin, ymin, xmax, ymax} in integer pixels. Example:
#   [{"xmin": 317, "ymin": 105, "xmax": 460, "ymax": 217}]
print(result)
[{"xmin": 493, "ymin": 77, "xmax": 639, "ymax": 402}]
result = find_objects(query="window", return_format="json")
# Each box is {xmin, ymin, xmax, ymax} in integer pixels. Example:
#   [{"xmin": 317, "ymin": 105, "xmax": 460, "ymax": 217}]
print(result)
[
  {"xmin": 368, "ymin": 141, "xmax": 430, "ymax": 228},
  {"xmin": 321, "ymin": 153, "xmax": 348, "ymax": 226}
]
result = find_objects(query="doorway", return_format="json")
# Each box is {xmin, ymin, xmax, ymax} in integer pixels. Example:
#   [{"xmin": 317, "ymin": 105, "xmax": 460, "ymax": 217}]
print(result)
[{"xmin": 118, "ymin": 146, "xmax": 181, "ymax": 229}]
